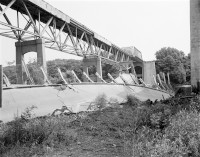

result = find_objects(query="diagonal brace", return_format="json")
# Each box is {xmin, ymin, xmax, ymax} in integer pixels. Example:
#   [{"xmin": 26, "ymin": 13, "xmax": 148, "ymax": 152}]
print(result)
[
  {"xmin": 0, "ymin": 0, "xmax": 16, "ymax": 17},
  {"xmin": 21, "ymin": 0, "xmax": 39, "ymax": 34}
]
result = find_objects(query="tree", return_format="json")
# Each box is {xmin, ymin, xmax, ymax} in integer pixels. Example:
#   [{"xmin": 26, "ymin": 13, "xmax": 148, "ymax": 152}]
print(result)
[
  {"xmin": 47, "ymin": 59, "xmax": 83, "ymax": 83},
  {"xmin": 155, "ymin": 47, "xmax": 186, "ymax": 85},
  {"xmin": 3, "ymin": 58, "xmax": 119, "ymax": 85},
  {"xmin": 3, "ymin": 65, "xmax": 17, "ymax": 84},
  {"xmin": 102, "ymin": 63, "xmax": 119, "ymax": 81}
]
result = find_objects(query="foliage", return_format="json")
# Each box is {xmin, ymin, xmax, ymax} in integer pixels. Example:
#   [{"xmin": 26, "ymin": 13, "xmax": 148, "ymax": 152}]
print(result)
[
  {"xmin": 27, "ymin": 62, "xmax": 45, "ymax": 84},
  {"xmin": 125, "ymin": 95, "xmax": 142, "ymax": 107},
  {"xmin": 155, "ymin": 47, "xmax": 188, "ymax": 85},
  {"xmin": 88, "ymin": 94, "xmax": 108, "ymax": 111},
  {"xmin": 3, "ymin": 59, "xmax": 119, "ymax": 85},
  {"xmin": 47, "ymin": 59, "xmax": 83, "ymax": 84},
  {"xmin": 0, "ymin": 114, "xmax": 77, "ymax": 155},
  {"xmin": 2, "ymin": 95, "xmax": 200, "ymax": 156},
  {"xmin": 21, "ymin": 105, "xmax": 37, "ymax": 120},
  {"xmin": 102, "ymin": 63, "xmax": 119, "ymax": 81},
  {"xmin": 132, "ymin": 111, "xmax": 200, "ymax": 157},
  {"xmin": 3, "ymin": 66, "xmax": 17, "ymax": 84}
]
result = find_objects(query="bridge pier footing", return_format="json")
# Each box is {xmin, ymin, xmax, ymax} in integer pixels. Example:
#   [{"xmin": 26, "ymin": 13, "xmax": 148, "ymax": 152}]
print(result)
[
  {"xmin": 82, "ymin": 57, "xmax": 102, "ymax": 82},
  {"xmin": 15, "ymin": 39, "xmax": 46, "ymax": 84}
]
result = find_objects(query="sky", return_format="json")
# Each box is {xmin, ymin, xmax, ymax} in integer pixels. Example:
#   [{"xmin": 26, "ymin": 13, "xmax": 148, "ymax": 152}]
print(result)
[{"xmin": 0, "ymin": 0, "xmax": 190, "ymax": 66}]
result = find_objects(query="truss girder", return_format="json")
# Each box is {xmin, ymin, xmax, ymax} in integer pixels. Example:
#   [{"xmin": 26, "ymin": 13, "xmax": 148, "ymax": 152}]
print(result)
[{"xmin": 0, "ymin": 0, "xmax": 136, "ymax": 63}]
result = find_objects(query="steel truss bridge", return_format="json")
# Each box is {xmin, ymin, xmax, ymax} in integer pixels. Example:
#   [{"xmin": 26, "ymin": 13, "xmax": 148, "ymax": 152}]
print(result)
[{"xmin": 0, "ymin": 0, "xmax": 142, "ymax": 64}]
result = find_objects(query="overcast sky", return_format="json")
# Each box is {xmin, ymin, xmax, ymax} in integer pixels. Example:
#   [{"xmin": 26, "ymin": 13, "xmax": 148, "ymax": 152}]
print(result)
[{"xmin": 0, "ymin": 0, "xmax": 190, "ymax": 65}]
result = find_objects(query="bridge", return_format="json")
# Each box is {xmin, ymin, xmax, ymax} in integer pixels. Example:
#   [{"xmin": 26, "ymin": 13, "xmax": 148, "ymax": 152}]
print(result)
[
  {"xmin": 0, "ymin": 0, "xmax": 143, "ymax": 61},
  {"xmin": 0, "ymin": 0, "xmax": 158, "ymax": 107}
]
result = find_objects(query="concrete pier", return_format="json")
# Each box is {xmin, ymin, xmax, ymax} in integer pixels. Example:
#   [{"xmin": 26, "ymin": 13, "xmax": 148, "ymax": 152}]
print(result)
[
  {"xmin": 15, "ymin": 39, "xmax": 46, "ymax": 84},
  {"xmin": 143, "ymin": 61, "xmax": 156, "ymax": 85},
  {"xmin": 0, "ymin": 50, "xmax": 2, "ymax": 108},
  {"xmin": 190, "ymin": 0, "xmax": 200, "ymax": 90},
  {"xmin": 0, "ymin": 36, "xmax": 2, "ymax": 108},
  {"xmin": 82, "ymin": 57, "xmax": 102, "ymax": 82}
]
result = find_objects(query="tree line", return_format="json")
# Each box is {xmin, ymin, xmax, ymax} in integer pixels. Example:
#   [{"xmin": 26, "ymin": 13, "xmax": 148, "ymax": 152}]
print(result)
[{"xmin": 3, "ymin": 59, "xmax": 119, "ymax": 84}]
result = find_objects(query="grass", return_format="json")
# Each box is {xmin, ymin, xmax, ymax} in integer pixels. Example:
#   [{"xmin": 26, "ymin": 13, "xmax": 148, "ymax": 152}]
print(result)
[{"xmin": 1, "ymin": 95, "xmax": 200, "ymax": 156}]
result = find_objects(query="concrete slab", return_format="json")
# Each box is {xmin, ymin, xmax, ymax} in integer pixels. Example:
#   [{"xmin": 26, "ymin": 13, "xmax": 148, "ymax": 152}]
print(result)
[{"xmin": 0, "ymin": 83, "xmax": 171, "ymax": 122}]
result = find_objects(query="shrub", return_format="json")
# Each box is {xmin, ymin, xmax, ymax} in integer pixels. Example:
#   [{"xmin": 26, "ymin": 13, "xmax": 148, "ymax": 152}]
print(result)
[
  {"xmin": 132, "ymin": 111, "xmax": 200, "ymax": 157},
  {"xmin": 165, "ymin": 111, "xmax": 200, "ymax": 156},
  {"xmin": 21, "ymin": 105, "xmax": 37, "ymax": 120},
  {"xmin": 0, "ymin": 115, "xmax": 78, "ymax": 155},
  {"xmin": 87, "ymin": 94, "xmax": 108, "ymax": 111},
  {"xmin": 125, "ymin": 95, "xmax": 142, "ymax": 107}
]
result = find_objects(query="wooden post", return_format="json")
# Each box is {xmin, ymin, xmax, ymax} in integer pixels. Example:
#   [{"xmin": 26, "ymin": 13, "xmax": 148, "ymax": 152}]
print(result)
[
  {"xmin": 153, "ymin": 75, "xmax": 158, "ymax": 85},
  {"xmin": 71, "ymin": 70, "xmax": 81, "ymax": 83},
  {"xmin": 83, "ymin": 72, "xmax": 94, "ymax": 83},
  {"xmin": 162, "ymin": 72, "xmax": 166, "ymax": 84},
  {"xmin": 157, "ymin": 74, "xmax": 166, "ymax": 90},
  {"xmin": 95, "ymin": 72, "xmax": 107, "ymax": 83},
  {"xmin": 167, "ymin": 72, "xmax": 171, "ymax": 85}
]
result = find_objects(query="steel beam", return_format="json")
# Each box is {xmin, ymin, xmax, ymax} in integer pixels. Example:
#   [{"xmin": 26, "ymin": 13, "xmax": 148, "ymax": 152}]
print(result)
[
  {"xmin": 20, "ymin": 20, "xmax": 32, "ymax": 38},
  {"xmin": 41, "ymin": 17, "xmax": 53, "ymax": 36},
  {"xmin": 0, "ymin": 6, "xmax": 18, "ymax": 39},
  {"xmin": 0, "ymin": 0, "xmax": 16, "ymax": 17},
  {"xmin": 21, "ymin": 0, "xmax": 39, "ymax": 34}
]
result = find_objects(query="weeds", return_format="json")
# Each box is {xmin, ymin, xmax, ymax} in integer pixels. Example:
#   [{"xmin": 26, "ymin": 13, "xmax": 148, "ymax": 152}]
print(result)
[
  {"xmin": 1, "ymin": 95, "xmax": 200, "ymax": 156},
  {"xmin": 0, "ymin": 111, "xmax": 78, "ymax": 156},
  {"xmin": 21, "ymin": 105, "xmax": 37, "ymax": 120}
]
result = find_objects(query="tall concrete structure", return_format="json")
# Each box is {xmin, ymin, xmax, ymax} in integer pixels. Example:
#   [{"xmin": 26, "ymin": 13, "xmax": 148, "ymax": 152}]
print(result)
[
  {"xmin": 143, "ymin": 61, "xmax": 156, "ymax": 85},
  {"xmin": 0, "ymin": 44, "xmax": 2, "ymax": 108},
  {"xmin": 82, "ymin": 57, "xmax": 102, "ymax": 82},
  {"xmin": 15, "ymin": 39, "xmax": 46, "ymax": 84},
  {"xmin": 191, "ymin": 0, "xmax": 200, "ymax": 90}
]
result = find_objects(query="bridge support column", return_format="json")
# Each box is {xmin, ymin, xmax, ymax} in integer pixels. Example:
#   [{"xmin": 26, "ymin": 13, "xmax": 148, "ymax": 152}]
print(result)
[
  {"xmin": 0, "ymin": 43, "xmax": 2, "ymax": 108},
  {"xmin": 143, "ymin": 61, "xmax": 156, "ymax": 85},
  {"xmin": 191, "ymin": 0, "xmax": 200, "ymax": 91},
  {"xmin": 15, "ymin": 39, "xmax": 46, "ymax": 84},
  {"xmin": 82, "ymin": 57, "xmax": 102, "ymax": 82}
]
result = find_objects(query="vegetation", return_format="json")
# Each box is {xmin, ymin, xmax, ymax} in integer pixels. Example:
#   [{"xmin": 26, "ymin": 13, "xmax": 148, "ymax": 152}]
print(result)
[
  {"xmin": 1, "ymin": 94, "xmax": 200, "ymax": 156},
  {"xmin": 1, "ymin": 47, "xmax": 195, "ymax": 156},
  {"xmin": 3, "ymin": 59, "xmax": 119, "ymax": 84},
  {"xmin": 155, "ymin": 47, "xmax": 190, "ymax": 85}
]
